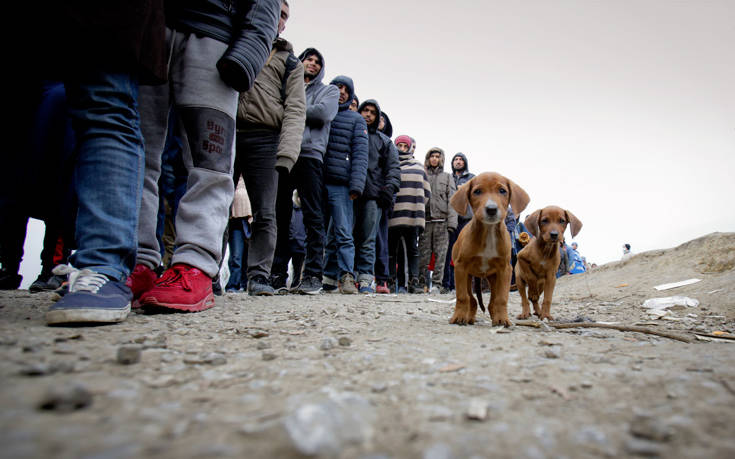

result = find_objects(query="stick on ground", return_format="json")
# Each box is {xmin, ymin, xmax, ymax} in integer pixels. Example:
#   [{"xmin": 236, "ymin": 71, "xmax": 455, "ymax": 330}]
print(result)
[{"xmin": 514, "ymin": 320, "xmax": 693, "ymax": 343}]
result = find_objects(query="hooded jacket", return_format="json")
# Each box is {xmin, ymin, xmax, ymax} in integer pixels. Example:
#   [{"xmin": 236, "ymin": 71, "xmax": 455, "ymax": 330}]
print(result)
[
  {"xmin": 378, "ymin": 111, "xmax": 393, "ymax": 138},
  {"xmin": 166, "ymin": 0, "xmax": 280, "ymax": 92},
  {"xmin": 237, "ymin": 37, "xmax": 306, "ymax": 171},
  {"xmin": 297, "ymin": 48, "xmax": 339, "ymax": 162},
  {"xmin": 389, "ymin": 146, "xmax": 431, "ymax": 229},
  {"xmin": 357, "ymin": 99, "xmax": 401, "ymax": 201},
  {"xmin": 324, "ymin": 76, "xmax": 369, "ymax": 195},
  {"xmin": 450, "ymin": 152, "xmax": 475, "ymax": 222},
  {"xmin": 424, "ymin": 147, "xmax": 458, "ymax": 231}
]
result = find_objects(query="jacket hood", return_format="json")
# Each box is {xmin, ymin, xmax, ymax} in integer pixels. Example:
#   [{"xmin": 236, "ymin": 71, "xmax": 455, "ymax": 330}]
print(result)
[
  {"xmin": 424, "ymin": 147, "xmax": 446, "ymax": 170},
  {"xmin": 298, "ymin": 47, "xmax": 326, "ymax": 85},
  {"xmin": 451, "ymin": 152, "xmax": 469, "ymax": 174},
  {"xmin": 330, "ymin": 75, "xmax": 355, "ymax": 111},
  {"xmin": 357, "ymin": 99, "xmax": 382, "ymax": 132},
  {"xmin": 379, "ymin": 111, "xmax": 393, "ymax": 138}
]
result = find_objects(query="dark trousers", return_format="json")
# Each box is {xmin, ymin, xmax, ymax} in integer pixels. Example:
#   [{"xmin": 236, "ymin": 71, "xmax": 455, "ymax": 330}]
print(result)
[
  {"xmin": 273, "ymin": 156, "xmax": 324, "ymax": 280},
  {"xmin": 374, "ymin": 207, "xmax": 390, "ymax": 282},
  {"xmin": 233, "ymin": 128, "xmax": 279, "ymax": 280},
  {"xmin": 389, "ymin": 226, "xmax": 419, "ymax": 289},
  {"xmin": 443, "ymin": 217, "xmax": 470, "ymax": 290}
]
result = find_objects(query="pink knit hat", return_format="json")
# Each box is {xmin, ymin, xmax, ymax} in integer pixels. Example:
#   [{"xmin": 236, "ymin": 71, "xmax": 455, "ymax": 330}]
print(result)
[{"xmin": 394, "ymin": 135, "xmax": 412, "ymax": 148}]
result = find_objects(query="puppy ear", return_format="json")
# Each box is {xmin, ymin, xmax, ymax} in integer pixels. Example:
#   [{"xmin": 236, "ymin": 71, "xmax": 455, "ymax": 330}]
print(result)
[
  {"xmin": 507, "ymin": 178, "xmax": 530, "ymax": 216},
  {"xmin": 565, "ymin": 210, "xmax": 583, "ymax": 238},
  {"xmin": 451, "ymin": 178, "xmax": 472, "ymax": 216},
  {"xmin": 524, "ymin": 209, "xmax": 541, "ymax": 238}
]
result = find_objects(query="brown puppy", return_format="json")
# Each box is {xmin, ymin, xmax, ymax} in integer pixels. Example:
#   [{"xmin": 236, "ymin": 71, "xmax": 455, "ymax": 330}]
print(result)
[
  {"xmin": 450, "ymin": 172, "xmax": 530, "ymax": 326},
  {"xmin": 515, "ymin": 206, "xmax": 582, "ymax": 321}
]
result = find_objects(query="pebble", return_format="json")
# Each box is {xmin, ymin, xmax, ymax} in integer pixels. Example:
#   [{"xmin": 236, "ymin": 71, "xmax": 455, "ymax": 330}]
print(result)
[
  {"xmin": 466, "ymin": 398, "xmax": 488, "ymax": 421},
  {"xmin": 183, "ymin": 352, "xmax": 226, "ymax": 365},
  {"xmin": 629, "ymin": 414, "xmax": 673, "ymax": 442},
  {"xmin": 256, "ymin": 341, "xmax": 271, "ymax": 350},
  {"xmin": 262, "ymin": 352, "xmax": 277, "ymax": 361},
  {"xmin": 38, "ymin": 382, "xmax": 92, "ymax": 412},
  {"xmin": 338, "ymin": 337, "xmax": 352, "ymax": 347},
  {"xmin": 624, "ymin": 438, "xmax": 663, "ymax": 457},
  {"xmin": 544, "ymin": 347, "xmax": 562, "ymax": 359},
  {"xmin": 319, "ymin": 337, "xmax": 337, "ymax": 350},
  {"xmin": 117, "ymin": 345, "xmax": 142, "ymax": 365}
]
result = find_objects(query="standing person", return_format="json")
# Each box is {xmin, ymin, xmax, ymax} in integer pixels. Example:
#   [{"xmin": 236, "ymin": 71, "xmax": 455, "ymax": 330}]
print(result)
[
  {"xmin": 230, "ymin": 0, "xmax": 306, "ymax": 296},
  {"xmin": 224, "ymin": 175, "xmax": 252, "ymax": 292},
  {"xmin": 126, "ymin": 0, "xmax": 280, "ymax": 313},
  {"xmin": 568, "ymin": 242, "xmax": 586, "ymax": 274},
  {"xmin": 621, "ymin": 243, "xmax": 633, "ymax": 260},
  {"xmin": 354, "ymin": 99, "xmax": 400, "ymax": 293},
  {"xmin": 40, "ymin": 1, "xmax": 167, "ymax": 324},
  {"xmin": 373, "ymin": 108, "xmax": 395, "ymax": 293},
  {"xmin": 388, "ymin": 135, "xmax": 431, "ymax": 294},
  {"xmin": 418, "ymin": 147, "xmax": 457, "ymax": 293},
  {"xmin": 442, "ymin": 152, "xmax": 475, "ymax": 292},
  {"xmin": 271, "ymin": 48, "xmax": 339, "ymax": 294},
  {"xmin": 349, "ymin": 95, "xmax": 359, "ymax": 112},
  {"xmin": 321, "ymin": 75, "xmax": 368, "ymax": 294}
]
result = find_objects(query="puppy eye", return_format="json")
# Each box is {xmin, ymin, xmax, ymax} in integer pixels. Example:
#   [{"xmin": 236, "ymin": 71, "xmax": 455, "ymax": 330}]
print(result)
[
  {"xmin": 472, "ymin": 188, "xmax": 483, "ymax": 195},
  {"xmin": 540, "ymin": 218, "xmax": 549, "ymax": 224},
  {"xmin": 559, "ymin": 219, "xmax": 566, "ymax": 224},
  {"xmin": 498, "ymin": 188, "xmax": 507, "ymax": 195}
]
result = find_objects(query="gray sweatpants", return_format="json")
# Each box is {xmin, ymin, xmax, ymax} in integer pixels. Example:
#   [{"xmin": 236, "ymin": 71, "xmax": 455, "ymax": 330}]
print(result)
[{"xmin": 137, "ymin": 29, "xmax": 238, "ymax": 277}]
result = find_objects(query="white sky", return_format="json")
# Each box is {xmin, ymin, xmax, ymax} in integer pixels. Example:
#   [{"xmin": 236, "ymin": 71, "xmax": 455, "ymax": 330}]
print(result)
[{"xmin": 19, "ymin": 0, "xmax": 735, "ymax": 288}]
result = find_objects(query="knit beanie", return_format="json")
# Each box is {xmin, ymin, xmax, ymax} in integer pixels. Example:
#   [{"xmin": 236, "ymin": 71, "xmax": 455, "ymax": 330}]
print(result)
[{"xmin": 394, "ymin": 135, "xmax": 412, "ymax": 148}]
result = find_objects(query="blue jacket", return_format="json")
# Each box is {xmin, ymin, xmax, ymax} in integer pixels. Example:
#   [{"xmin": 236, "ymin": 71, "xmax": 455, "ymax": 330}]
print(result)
[
  {"xmin": 324, "ymin": 76, "xmax": 369, "ymax": 195},
  {"xmin": 297, "ymin": 48, "xmax": 339, "ymax": 162},
  {"xmin": 356, "ymin": 99, "xmax": 401, "ymax": 201}
]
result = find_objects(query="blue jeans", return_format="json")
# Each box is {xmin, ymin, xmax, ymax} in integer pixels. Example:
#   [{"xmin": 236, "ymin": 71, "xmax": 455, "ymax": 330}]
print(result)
[
  {"xmin": 226, "ymin": 218, "xmax": 250, "ymax": 290},
  {"xmin": 65, "ymin": 71, "xmax": 143, "ymax": 281},
  {"xmin": 323, "ymin": 184, "xmax": 355, "ymax": 280},
  {"xmin": 353, "ymin": 199, "xmax": 380, "ymax": 283}
]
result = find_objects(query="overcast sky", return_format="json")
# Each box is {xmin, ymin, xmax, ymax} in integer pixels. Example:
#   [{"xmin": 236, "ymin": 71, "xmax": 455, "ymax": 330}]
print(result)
[{"xmin": 19, "ymin": 0, "xmax": 735, "ymax": 288}]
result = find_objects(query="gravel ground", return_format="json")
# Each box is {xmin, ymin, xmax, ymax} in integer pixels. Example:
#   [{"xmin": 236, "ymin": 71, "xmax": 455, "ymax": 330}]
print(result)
[{"xmin": 0, "ymin": 232, "xmax": 733, "ymax": 458}]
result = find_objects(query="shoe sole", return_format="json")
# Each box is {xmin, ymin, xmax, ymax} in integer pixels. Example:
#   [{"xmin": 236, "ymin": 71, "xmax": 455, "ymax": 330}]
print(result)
[
  {"xmin": 140, "ymin": 292, "xmax": 215, "ymax": 312},
  {"xmin": 248, "ymin": 291, "xmax": 274, "ymax": 296},
  {"xmin": 298, "ymin": 288, "xmax": 322, "ymax": 295},
  {"xmin": 46, "ymin": 304, "xmax": 131, "ymax": 324}
]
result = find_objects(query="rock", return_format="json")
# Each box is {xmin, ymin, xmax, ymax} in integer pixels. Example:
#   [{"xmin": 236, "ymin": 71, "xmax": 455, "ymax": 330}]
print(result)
[
  {"xmin": 630, "ymin": 414, "xmax": 673, "ymax": 442},
  {"xmin": 544, "ymin": 347, "xmax": 562, "ymax": 359},
  {"xmin": 38, "ymin": 382, "xmax": 92, "ymax": 412},
  {"xmin": 283, "ymin": 391, "xmax": 375, "ymax": 456},
  {"xmin": 117, "ymin": 345, "xmax": 142, "ymax": 365},
  {"xmin": 256, "ymin": 341, "xmax": 271, "ymax": 350},
  {"xmin": 338, "ymin": 336, "xmax": 352, "ymax": 347},
  {"xmin": 183, "ymin": 352, "xmax": 226, "ymax": 365},
  {"xmin": 319, "ymin": 337, "xmax": 337, "ymax": 351},
  {"xmin": 465, "ymin": 398, "xmax": 488, "ymax": 421},
  {"xmin": 262, "ymin": 352, "xmax": 277, "ymax": 361}
]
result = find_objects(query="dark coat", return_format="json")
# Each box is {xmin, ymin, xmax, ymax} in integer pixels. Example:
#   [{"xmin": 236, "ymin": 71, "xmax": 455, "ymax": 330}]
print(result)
[
  {"xmin": 357, "ymin": 99, "xmax": 401, "ymax": 201},
  {"xmin": 324, "ymin": 76, "xmax": 369, "ymax": 195}
]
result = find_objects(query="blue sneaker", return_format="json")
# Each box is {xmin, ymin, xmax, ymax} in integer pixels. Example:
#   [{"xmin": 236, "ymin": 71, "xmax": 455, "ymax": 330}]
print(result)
[
  {"xmin": 358, "ymin": 279, "xmax": 375, "ymax": 294},
  {"xmin": 46, "ymin": 266, "xmax": 132, "ymax": 325}
]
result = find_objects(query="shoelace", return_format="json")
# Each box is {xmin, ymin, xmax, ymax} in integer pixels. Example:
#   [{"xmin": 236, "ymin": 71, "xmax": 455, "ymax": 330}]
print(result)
[
  {"xmin": 155, "ymin": 265, "xmax": 192, "ymax": 291},
  {"xmin": 52, "ymin": 264, "xmax": 108, "ymax": 294}
]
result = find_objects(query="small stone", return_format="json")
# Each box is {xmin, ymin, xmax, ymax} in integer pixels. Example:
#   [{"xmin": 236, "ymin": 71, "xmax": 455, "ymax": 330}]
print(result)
[
  {"xmin": 544, "ymin": 347, "xmax": 562, "ymax": 359},
  {"xmin": 117, "ymin": 345, "xmax": 142, "ymax": 365},
  {"xmin": 630, "ymin": 414, "xmax": 673, "ymax": 442},
  {"xmin": 256, "ymin": 341, "xmax": 271, "ymax": 350},
  {"xmin": 38, "ymin": 382, "xmax": 92, "ymax": 412},
  {"xmin": 338, "ymin": 337, "xmax": 352, "ymax": 347},
  {"xmin": 262, "ymin": 352, "xmax": 277, "ymax": 361},
  {"xmin": 19, "ymin": 363, "xmax": 53, "ymax": 376},
  {"xmin": 580, "ymin": 381, "xmax": 593, "ymax": 389},
  {"xmin": 319, "ymin": 337, "xmax": 337, "ymax": 351},
  {"xmin": 466, "ymin": 398, "xmax": 488, "ymax": 421},
  {"xmin": 371, "ymin": 383, "xmax": 388, "ymax": 393},
  {"xmin": 624, "ymin": 438, "xmax": 663, "ymax": 456}
]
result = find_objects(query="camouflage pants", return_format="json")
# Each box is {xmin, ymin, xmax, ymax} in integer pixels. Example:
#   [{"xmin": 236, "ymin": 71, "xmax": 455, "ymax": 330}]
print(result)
[{"xmin": 418, "ymin": 220, "xmax": 449, "ymax": 287}]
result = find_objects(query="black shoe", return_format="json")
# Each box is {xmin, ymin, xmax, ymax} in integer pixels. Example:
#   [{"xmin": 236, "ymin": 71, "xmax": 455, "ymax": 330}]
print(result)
[
  {"xmin": 212, "ymin": 277, "xmax": 223, "ymax": 296},
  {"xmin": 270, "ymin": 274, "xmax": 289, "ymax": 295},
  {"xmin": 408, "ymin": 278, "xmax": 421, "ymax": 294},
  {"xmin": 248, "ymin": 275, "xmax": 275, "ymax": 296},
  {"xmin": 29, "ymin": 272, "xmax": 52, "ymax": 293},
  {"xmin": 297, "ymin": 275, "xmax": 322, "ymax": 295},
  {"xmin": 0, "ymin": 269, "xmax": 22, "ymax": 290}
]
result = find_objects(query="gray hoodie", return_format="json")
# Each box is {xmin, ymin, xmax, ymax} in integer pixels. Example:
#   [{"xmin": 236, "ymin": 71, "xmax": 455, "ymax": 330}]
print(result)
[{"xmin": 297, "ymin": 48, "xmax": 339, "ymax": 162}]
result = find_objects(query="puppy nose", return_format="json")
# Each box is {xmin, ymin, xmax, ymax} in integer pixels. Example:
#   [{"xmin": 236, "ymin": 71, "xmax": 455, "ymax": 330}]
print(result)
[
  {"xmin": 485, "ymin": 202, "xmax": 498, "ymax": 217},
  {"xmin": 550, "ymin": 231, "xmax": 559, "ymax": 240}
]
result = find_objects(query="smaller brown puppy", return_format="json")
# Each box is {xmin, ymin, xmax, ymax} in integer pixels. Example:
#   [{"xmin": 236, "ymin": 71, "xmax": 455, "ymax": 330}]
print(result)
[
  {"xmin": 515, "ymin": 206, "xmax": 582, "ymax": 321},
  {"xmin": 450, "ymin": 172, "xmax": 529, "ymax": 326}
]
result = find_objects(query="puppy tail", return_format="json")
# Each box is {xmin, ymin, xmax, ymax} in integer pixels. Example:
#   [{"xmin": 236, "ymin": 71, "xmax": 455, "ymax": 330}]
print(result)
[{"xmin": 473, "ymin": 277, "xmax": 486, "ymax": 313}]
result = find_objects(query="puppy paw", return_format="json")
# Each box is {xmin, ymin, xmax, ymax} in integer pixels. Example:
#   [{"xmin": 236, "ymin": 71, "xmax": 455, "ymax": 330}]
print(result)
[
  {"xmin": 539, "ymin": 313, "xmax": 554, "ymax": 321},
  {"xmin": 449, "ymin": 311, "xmax": 475, "ymax": 325},
  {"xmin": 517, "ymin": 312, "xmax": 531, "ymax": 319},
  {"xmin": 491, "ymin": 315, "xmax": 512, "ymax": 327}
]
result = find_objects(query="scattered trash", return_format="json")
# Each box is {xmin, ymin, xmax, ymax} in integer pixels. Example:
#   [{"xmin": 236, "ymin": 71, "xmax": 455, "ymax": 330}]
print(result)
[
  {"xmin": 641, "ymin": 296, "xmax": 699, "ymax": 319},
  {"xmin": 615, "ymin": 283, "xmax": 628, "ymax": 288},
  {"xmin": 426, "ymin": 298, "xmax": 455, "ymax": 304},
  {"xmin": 438, "ymin": 363, "xmax": 465, "ymax": 373},
  {"xmin": 653, "ymin": 278, "xmax": 701, "ymax": 291}
]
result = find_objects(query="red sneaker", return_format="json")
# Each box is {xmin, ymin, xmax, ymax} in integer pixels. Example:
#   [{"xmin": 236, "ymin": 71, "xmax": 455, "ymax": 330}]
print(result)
[
  {"xmin": 375, "ymin": 281, "xmax": 390, "ymax": 294},
  {"xmin": 126, "ymin": 264, "xmax": 158, "ymax": 309},
  {"xmin": 139, "ymin": 263, "xmax": 215, "ymax": 312}
]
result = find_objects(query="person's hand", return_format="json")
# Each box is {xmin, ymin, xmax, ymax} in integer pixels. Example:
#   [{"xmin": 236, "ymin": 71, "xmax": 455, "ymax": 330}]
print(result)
[
  {"xmin": 349, "ymin": 191, "xmax": 360, "ymax": 201},
  {"xmin": 377, "ymin": 186, "xmax": 393, "ymax": 208}
]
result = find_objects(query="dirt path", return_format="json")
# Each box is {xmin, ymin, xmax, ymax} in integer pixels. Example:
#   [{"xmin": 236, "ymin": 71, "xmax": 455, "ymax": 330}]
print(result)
[{"xmin": 1, "ymin": 233, "xmax": 733, "ymax": 458}]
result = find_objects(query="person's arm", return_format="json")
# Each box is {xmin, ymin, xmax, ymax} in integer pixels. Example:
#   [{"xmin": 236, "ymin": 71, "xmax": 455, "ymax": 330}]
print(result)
[
  {"xmin": 349, "ymin": 117, "xmax": 369, "ymax": 198},
  {"xmin": 447, "ymin": 176, "xmax": 458, "ymax": 231},
  {"xmin": 305, "ymin": 85, "xmax": 338, "ymax": 127},
  {"xmin": 275, "ymin": 60, "xmax": 306, "ymax": 171}
]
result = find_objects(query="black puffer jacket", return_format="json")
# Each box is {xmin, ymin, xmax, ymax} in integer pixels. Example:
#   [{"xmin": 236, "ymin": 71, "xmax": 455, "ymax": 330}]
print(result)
[
  {"xmin": 167, "ymin": 0, "xmax": 280, "ymax": 92},
  {"xmin": 357, "ymin": 99, "xmax": 401, "ymax": 201}
]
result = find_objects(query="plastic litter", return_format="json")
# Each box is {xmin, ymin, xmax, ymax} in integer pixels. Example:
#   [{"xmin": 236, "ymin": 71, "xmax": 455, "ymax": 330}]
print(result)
[
  {"xmin": 653, "ymin": 278, "xmax": 701, "ymax": 291},
  {"xmin": 641, "ymin": 296, "xmax": 699, "ymax": 319}
]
